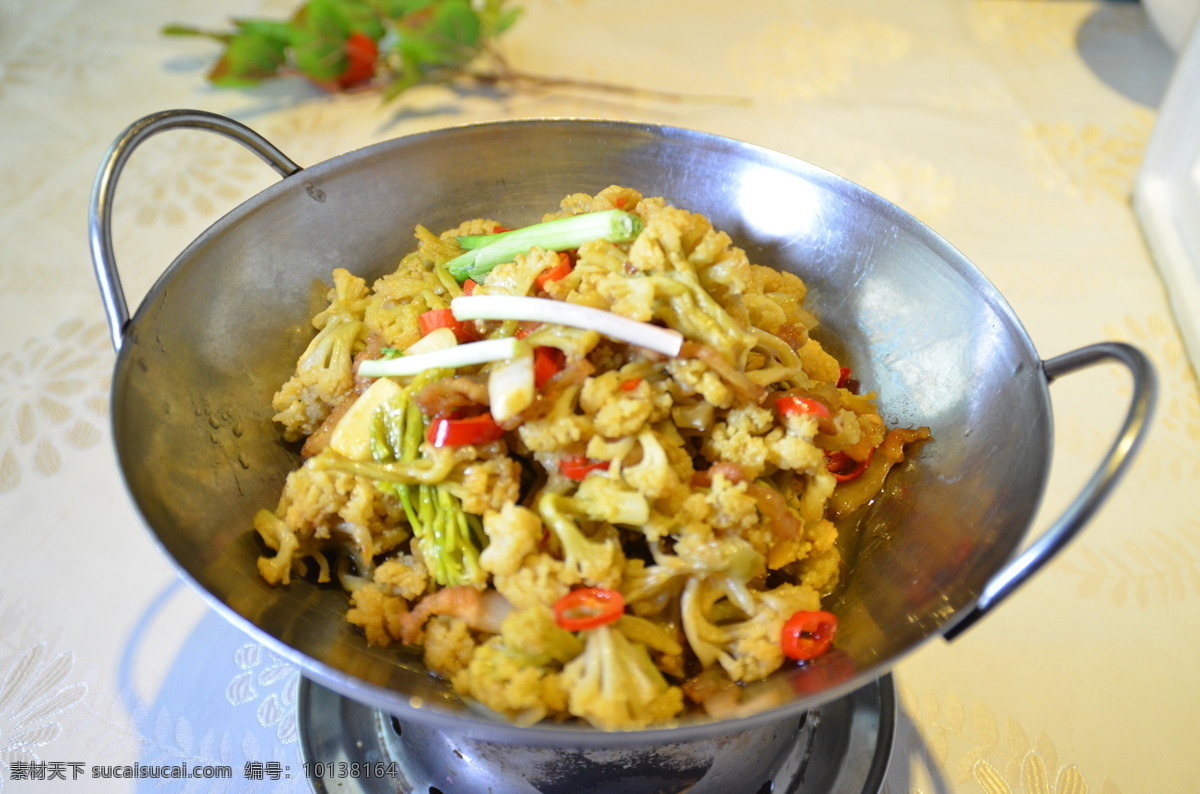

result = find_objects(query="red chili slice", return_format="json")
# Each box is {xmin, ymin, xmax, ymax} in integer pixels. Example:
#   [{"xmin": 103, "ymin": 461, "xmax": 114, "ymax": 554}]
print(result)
[
  {"xmin": 418, "ymin": 308, "xmax": 475, "ymax": 342},
  {"xmin": 535, "ymin": 252, "xmax": 573, "ymax": 289},
  {"xmin": 558, "ymin": 455, "xmax": 610, "ymax": 481},
  {"xmin": 426, "ymin": 412, "xmax": 504, "ymax": 448},
  {"xmin": 825, "ymin": 449, "xmax": 872, "ymax": 482},
  {"xmin": 619, "ymin": 377, "xmax": 643, "ymax": 391},
  {"xmin": 534, "ymin": 346, "xmax": 565, "ymax": 389},
  {"xmin": 775, "ymin": 395, "xmax": 831, "ymax": 419},
  {"xmin": 780, "ymin": 610, "xmax": 838, "ymax": 661},
  {"xmin": 554, "ymin": 587, "xmax": 625, "ymax": 631},
  {"xmin": 462, "ymin": 278, "xmax": 478, "ymax": 296},
  {"xmin": 836, "ymin": 367, "xmax": 852, "ymax": 389}
]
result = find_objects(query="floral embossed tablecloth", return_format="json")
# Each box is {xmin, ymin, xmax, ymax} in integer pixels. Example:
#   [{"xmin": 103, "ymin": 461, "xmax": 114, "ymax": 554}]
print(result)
[{"xmin": 1, "ymin": 1, "xmax": 1196, "ymax": 791}]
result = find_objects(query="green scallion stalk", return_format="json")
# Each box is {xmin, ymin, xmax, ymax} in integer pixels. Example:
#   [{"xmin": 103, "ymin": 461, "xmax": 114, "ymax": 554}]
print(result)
[
  {"xmin": 456, "ymin": 230, "xmax": 515, "ymax": 250},
  {"xmin": 446, "ymin": 209, "xmax": 644, "ymax": 283}
]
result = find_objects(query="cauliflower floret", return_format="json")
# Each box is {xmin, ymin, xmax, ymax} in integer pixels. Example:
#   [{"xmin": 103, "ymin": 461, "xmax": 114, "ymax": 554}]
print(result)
[
  {"xmin": 584, "ymin": 434, "xmax": 638, "ymax": 465},
  {"xmin": 499, "ymin": 606, "xmax": 584, "ymax": 666},
  {"xmin": 551, "ymin": 191, "xmax": 604, "ymax": 218},
  {"xmin": 768, "ymin": 515, "xmax": 840, "ymax": 588},
  {"xmin": 493, "ymin": 552, "xmax": 575, "ymax": 610},
  {"xmin": 741, "ymin": 265, "xmax": 813, "ymax": 336},
  {"xmin": 745, "ymin": 263, "xmax": 808, "ymax": 303},
  {"xmin": 797, "ymin": 337, "xmax": 841, "ymax": 384},
  {"xmin": 517, "ymin": 386, "xmax": 593, "ymax": 453},
  {"xmin": 621, "ymin": 429, "xmax": 683, "ymax": 501},
  {"xmin": 621, "ymin": 522, "xmax": 764, "ymax": 618},
  {"xmin": 452, "ymin": 639, "xmax": 569, "ymax": 725},
  {"xmin": 796, "ymin": 468, "xmax": 837, "ymax": 525},
  {"xmin": 311, "ymin": 267, "xmax": 371, "ymax": 328},
  {"xmin": 272, "ymin": 268, "xmax": 368, "ymax": 440},
  {"xmin": 665, "ymin": 357, "xmax": 734, "ymax": 409},
  {"xmin": 808, "ymin": 407, "xmax": 864, "ymax": 452},
  {"xmin": 640, "ymin": 488, "xmax": 711, "ymax": 543},
  {"xmin": 654, "ymin": 421, "xmax": 696, "ymax": 483},
  {"xmin": 681, "ymin": 579, "xmax": 822, "ymax": 683},
  {"xmin": 670, "ymin": 527, "xmax": 764, "ymax": 580},
  {"xmin": 253, "ymin": 462, "xmax": 407, "ymax": 584},
  {"xmin": 440, "ymin": 217, "xmax": 506, "ymax": 239},
  {"xmin": 616, "ymin": 614, "xmax": 686, "ymax": 678},
  {"xmin": 480, "ymin": 504, "xmax": 544, "ymax": 577},
  {"xmin": 373, "ymin": 555, "xmax": 429, "ymax": 601},
  {"xmin": 806, "ymin": 516, "xmax": 838, "ymax": 555},
  {"xmin": 793, "ymin": 543, "xmax": 841, "ymax": 594},
  {"xmin": 620, "ymin": 558, "xmax": 684, "ymax": 616},
  {"xmin": 422, "ymin": 616, "xmax": 477, "ymax": 678},
  {"xmin": 544, "ymin": 239, "xmax": 629, "ymax": 311},
  {"xmin": 481, "ymin": 247, "xmax": 560, "ymax": 297},
  {"xmin": 742, "ymin": 293, "xmax": 789, "ymax": 335},
  {"xmin": 625, "ymin": 207, "xmax": 757, "ymax": 361},
  {"xmin": 523, "ymin": 325, "xmax": 603, "ymax": 360},
  {"xmin": 560, "ymin": 625, "xmax": 684, "ymax": 730},
  {"xmin": 572, "ymin": 475, "xmax": 650, "ymax": 526},
  {"xmin": 538, "ymin": 494, "xmax": 625, "ymax": 589},
  {"xmin": 732, "ymin": 403, "xmax": 774, "ymax": 434},
  {"xmin": 580, "ymin": 369, "xmax": 672, "ymax": 439},
  {"xmin": 702, "ymin": 405, "xmax": 825, "ymax": 480},
  {"xmin": 447, "ymin": 455, "xmax": 522, "ymax": 514},
  {"xmin": 252, "ymin": 511, "xmax": 302, "ymax": 586},
  {"xmin": 719, "ymin": 584, "xmax": 823, "ymax": 682},
  {"xmin": 705, "ymin": 473, "xmax": 759, "ymax": 532},
  {"xmin": 670, "ymin": 529, "xmax": 766, "ymax": 617},
  {"xmin": 345, "ymin": 583, "xmax": 408, "ymax": 647},
  {"xmin": 547, "ymin": 185, "xmax": 644, "ymax": 219},
  {"xmin": 752, "ymin": 473, "xmax": 837, "ymax": 570},
  {"xmin": 364, "ymin": 253, "xmax": 438, "ymax": 350},
  {"xmin": 596, "ymin": 268, "xmax": 657, "ymax": 321},
  {"xmin": 683, "ymin": 222, "xmax": 753, "ymax": 321},
  {"xmin": 414, "ymin": 223, "xmax": 462, "ymax": 266},
  {"xmin": 592, "ymin": 185, "xmax": 644, "ymax": 212}
]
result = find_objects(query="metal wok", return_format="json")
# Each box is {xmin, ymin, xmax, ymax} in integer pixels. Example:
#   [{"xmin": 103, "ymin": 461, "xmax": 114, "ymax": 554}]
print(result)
[{"xmin": 89, "ymin": 110, "xmax": 1155, "ymax": 752}]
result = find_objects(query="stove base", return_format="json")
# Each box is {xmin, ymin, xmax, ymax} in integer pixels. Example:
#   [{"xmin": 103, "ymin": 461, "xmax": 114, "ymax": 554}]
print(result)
[{"xmin": 296, "ymin": 675, "xmax": 894, "ymax": 794}]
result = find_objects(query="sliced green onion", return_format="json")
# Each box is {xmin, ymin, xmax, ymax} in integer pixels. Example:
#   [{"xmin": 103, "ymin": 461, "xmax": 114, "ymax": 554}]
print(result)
[
  {"xmin": 456, "ymin": 230, "xmax": 514, "ymax": 250},
  {"xmin": 358, "ymin": 337, "xmax": 524, "ymax": 378},
  {"xmin": 446, "ymin": 210, "xmax": 644, "ymax": 283},
  {"xmin": 451, "ymin": 295, "xmax": 684, "ymax": 357}
]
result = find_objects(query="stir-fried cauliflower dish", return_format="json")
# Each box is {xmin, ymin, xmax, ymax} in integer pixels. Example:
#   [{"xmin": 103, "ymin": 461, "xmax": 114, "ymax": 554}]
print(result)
[{"xmin": 254, "ymin": 186, "xmax": 930, "ymax": 730}]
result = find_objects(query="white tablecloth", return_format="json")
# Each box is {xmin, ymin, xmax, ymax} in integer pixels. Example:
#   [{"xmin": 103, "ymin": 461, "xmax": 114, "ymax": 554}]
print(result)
[{"xmin": 1, "ymin": 1, "xmax": 1196, "ymax": 791}]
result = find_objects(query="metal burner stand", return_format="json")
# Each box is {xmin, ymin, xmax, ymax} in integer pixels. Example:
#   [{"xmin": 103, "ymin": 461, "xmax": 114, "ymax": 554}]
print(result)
[{"xmin": 297, "ymin": 675, "xmax": 893, "ymax": 794}]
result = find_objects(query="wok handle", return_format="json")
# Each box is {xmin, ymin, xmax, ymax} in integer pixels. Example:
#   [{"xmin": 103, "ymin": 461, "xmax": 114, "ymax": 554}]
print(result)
[
  {"xmin": 88, "ymin": 109, "xmax": 302, "ymax": 352},
  {"xmin": 943, "ymin": 341, "xmax": 1157, "ymax": 640}
]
